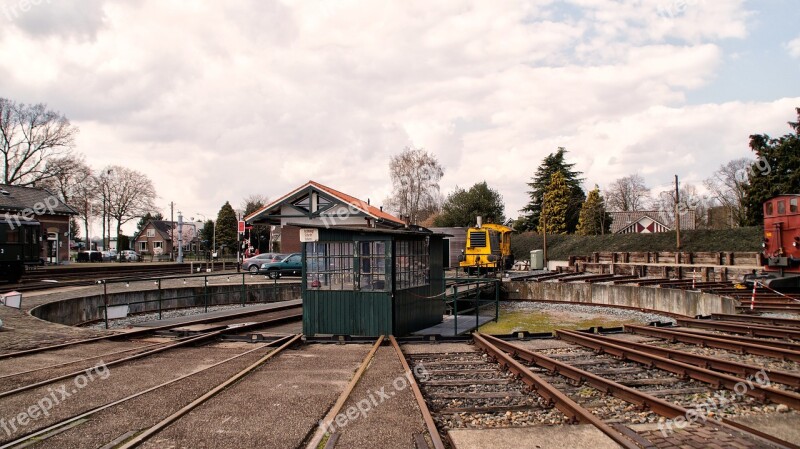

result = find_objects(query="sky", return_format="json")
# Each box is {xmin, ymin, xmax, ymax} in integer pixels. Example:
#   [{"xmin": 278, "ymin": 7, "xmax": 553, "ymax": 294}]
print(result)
[{"xmin": 0, "ymin": 0, "xmax": 798, "ymax": 236}]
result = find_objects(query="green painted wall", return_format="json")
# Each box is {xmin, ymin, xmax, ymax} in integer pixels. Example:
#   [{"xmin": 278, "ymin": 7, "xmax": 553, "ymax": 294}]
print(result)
[{"xmin": 301, "ymin": 228, "xmax": 446, "ymax": 336}]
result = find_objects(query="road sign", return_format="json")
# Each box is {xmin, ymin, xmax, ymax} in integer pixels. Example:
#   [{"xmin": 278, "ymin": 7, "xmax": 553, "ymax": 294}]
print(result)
[{"xmin": 238, "ymin": 220, "xmax": 245, "ymax": 233}]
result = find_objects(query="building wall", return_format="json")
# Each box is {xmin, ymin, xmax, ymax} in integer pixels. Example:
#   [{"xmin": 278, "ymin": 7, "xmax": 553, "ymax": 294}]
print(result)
[
  {"xmin": 135, "ymin": 225, "xmax": 172, "ymax": 255},
  {"xmin": 302, "ymin": 229, "xmax": 445, "ymax": 336},
  {"xmin": 39, "ymin": 214, "xmax": 70, "ymax": 263},
  {"xmin": 430, "ymin": 227, "xmax": 467, "ymax": 268}
]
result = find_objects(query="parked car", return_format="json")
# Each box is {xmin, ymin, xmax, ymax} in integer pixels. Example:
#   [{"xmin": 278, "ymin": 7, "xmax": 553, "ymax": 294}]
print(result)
[
  {"xmin": 76, "ymin": 251, "xmax": 102, "ymax": 262},
  {"xmin": 242, "ymin": 253, "xmax": 285, "ymax": 274},
  {"xmin": 119, "ymin": 250, "xmax": 140, "ymax": 262},
  {"xmin": 101, "ymin": 250, "xmax": 117, "ymax": 261},
  {"xmin": 259, "ymin": 253, "xmax": 302, "ymax": 279}
]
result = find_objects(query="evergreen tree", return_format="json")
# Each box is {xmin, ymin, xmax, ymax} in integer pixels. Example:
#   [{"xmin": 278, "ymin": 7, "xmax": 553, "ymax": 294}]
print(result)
[
  {"xmin": 135, "ymin": 212, "xmax": 164, "ymax": 235},
  {"xmin": 433, "ymin": 182, "xmax": 505, "ymax": 227},
  {"xmin": 576, "ymin": 186, "xmax": 611, "ymax": 236},
  {"xmin": 521, "ymin": 147, "xmax": 585, "ymax": 232},
  {"xmin": 216, "ymin": 202, "xmax": 238, "ymax": 255},
  {"xmin": 744, "ymin": 108, "xmax": 800, "ymax": 225},
  {"xmin": 538, "ymin": 172, "xmax": 570, "ymax": 235},
  {"xmin": 199, "ymin": 219, "xmax": 215, "ymax": 252}
]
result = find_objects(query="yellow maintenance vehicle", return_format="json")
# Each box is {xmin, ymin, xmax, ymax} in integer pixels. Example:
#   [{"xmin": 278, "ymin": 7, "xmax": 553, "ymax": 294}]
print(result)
[{"xmin": 458, "ymin": 220, "xmax": 514, "ymax": 274}]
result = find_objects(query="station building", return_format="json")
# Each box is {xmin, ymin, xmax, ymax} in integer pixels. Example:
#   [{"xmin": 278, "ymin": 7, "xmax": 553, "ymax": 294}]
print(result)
[
  {"xmin": 0, "ymin": 184, "xmax": 76, "ymax": 264},
  {"xmin": 245, "ymin": 181, "xmax": 447, "ymax": 336}
]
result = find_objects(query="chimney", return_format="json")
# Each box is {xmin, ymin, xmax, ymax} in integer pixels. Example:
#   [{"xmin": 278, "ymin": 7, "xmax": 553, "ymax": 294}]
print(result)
[
  {"xmin": 477, "ymin": 216, "xmax": 483, "ymax": 228},
  {"xmin": 367, "ymin": 198, "xmax": 370, "ymax": 205}
]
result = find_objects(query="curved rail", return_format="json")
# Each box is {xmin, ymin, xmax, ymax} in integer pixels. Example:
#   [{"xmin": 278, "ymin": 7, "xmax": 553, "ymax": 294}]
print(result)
[
  {"xmin": 477, "ymin": 333, "xmax": 800, "ymax": 449},
  {"xmin": 472, "ymin": 333, "xmax": 640, "ymax": 449},
  {"xmin": 389, "ymin": 335, "xmax": 445, "ymax": 449},
  {"xmin": 117, "ymin": 334, "xmax": 303, "ymax": 449}
]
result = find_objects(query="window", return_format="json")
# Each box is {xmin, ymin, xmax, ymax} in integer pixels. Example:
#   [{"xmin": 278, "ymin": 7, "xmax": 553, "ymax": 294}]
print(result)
[
  {"xmin": 146, "ymin": 229, "xmax": 155, "ymax": 237},
  {"xmin": 153, "ymin": 241, "xmax": 163, "ymax": 249},
  {"xmin": 791, "ymin": 198, "xmax": 798, "ymax": 214},
  {"xmin": 778, "ymin": 201, "xmax": 786, "ymax": 215},
  {"xmin": 358, "ymin": 241, "xmax": 387, "ymax": 291},
  {"xmin": 306, "ymin": 242, "xmax": 355, "ymax": 290},
  {"xmin": 139, "ymin": 241, "xmax": 148, "ymax": 252},
  {"xmin": 396, "ymin": 240, "xmax": 429, "ymax": 290},
  {"xmin": 766, "ymin": 202, "xmax": 773, "ymax": 216},
  {"xmin": 6, "ymin": 228, "xmax": 18, "ymax": 243}
]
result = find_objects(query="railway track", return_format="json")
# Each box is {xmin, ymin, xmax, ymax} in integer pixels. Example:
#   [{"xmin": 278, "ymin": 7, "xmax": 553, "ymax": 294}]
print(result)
[
  {"xmin": 392, "ymin": 327, "xmax": 800, "ymax": 449},
  {"xmin": 0, "ymin": 263, "xmax": 227, "ymax": 294},
  {"xmin": 0, "ymin": 301, "xmax": 302, "ymax": 360}
]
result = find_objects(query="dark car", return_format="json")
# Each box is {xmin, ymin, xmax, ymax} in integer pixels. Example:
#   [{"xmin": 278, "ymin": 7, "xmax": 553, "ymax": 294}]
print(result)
[
  {"xmin": 242, "ymin": 253, "xmax": 285, "ymax": 274},
  {"xmin": 259, "ymin": 253, "xmax": 302, "ymax": 279},
  {"xmin": 76, "ymin": 251, "xmax": 102, "ymax": 262}
]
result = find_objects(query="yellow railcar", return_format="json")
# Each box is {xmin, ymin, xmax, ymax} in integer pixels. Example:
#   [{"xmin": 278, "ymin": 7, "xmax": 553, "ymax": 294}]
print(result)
[{"xmin": 458, "ymin": 223, "xmax": 514, "ymax": 274}]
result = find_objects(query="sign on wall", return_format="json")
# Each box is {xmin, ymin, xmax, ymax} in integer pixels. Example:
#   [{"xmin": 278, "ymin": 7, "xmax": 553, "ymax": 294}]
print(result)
[{"xmin": 299, "ymin": 228, "xmax": 319, "ymax": 242}]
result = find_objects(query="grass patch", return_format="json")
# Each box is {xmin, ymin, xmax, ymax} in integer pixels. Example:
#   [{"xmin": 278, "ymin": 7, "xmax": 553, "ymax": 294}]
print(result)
[{"xmin": 479, "ymin": 308, "xmax": 634, "ymax": 334}]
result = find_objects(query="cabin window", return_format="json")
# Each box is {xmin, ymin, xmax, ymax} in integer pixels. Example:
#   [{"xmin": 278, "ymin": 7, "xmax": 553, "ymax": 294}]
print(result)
[
  {"xmin": 791, "ymin": 198, "xmax": 798, "ymax": 213},
  {"xmin": 396, "ymin": 240, "xmax": 429, "ymax": 290},
  {"xmin": 778, "ymin": 201, "xmax": 786, "ymax": 215},
  {"xmin": 306, "ymin": 242, "xmax": 355, "ymax": 290},
  {"xmin": 766, "ymin": 202, "xmax": 773, "ymax": 216},
  {"xmin": 358, "ymin": 241, "xmax": 387, "ymax": 291},
  {"xmin": 6, "ymin": 228, "xmax": 19, "ymax": 243}
]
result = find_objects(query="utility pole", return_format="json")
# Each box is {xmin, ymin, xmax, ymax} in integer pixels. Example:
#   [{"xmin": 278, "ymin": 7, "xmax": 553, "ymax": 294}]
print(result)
[
  {"xmin": 675, "ymin": 174, "xmax": 681, "ymax": 250},
  {"xmin": 170, "ymin": 201, "xmax": 174, "ymax": 261},
  {"xmin": 177, "ymin": 212, "xmax": 184, "ymax": 263}
]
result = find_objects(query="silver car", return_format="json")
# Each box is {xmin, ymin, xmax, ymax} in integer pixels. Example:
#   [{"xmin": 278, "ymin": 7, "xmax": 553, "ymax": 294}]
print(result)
[{"xmin": 242, "ymin": 253, "xmax": 285, "ymax": 273}]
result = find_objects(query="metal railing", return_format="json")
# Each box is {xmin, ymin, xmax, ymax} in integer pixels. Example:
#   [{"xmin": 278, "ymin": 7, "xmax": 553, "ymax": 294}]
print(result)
[
  {"xmin": 445, "ymin": 273, "xmax": 500, "ymax": 334},
  {"xmin": 97, "ymin": 272, "xmax": 301, "ymax": 329}
]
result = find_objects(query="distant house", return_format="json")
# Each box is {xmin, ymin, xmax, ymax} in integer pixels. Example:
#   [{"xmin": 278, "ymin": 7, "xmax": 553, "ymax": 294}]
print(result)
[
  {"xmin": 609, "ymin": 210, "xmax": 696, "ymax": 234},
  {"xmin": 245, "ymin": 180, "xmax": 407, "ymax": 253},
  {"xmin": 0, "ymin": 184, "xmax": 76, "ymax": 263},
  {"xmin": 135, "ymin": 220, "xmax": 198, "ymax": 257}
]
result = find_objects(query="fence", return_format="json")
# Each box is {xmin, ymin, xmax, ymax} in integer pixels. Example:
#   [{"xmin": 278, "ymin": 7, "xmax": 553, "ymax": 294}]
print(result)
[{"xmin": 97, "ymin": 272, "xmax": 301, "ymax": 328}]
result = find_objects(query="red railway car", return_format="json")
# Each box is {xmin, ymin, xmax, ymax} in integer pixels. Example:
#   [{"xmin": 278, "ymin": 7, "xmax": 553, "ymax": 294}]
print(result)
[{"xmin": 760, "ymin": 194, "xmax": 800, "ymax": 288}]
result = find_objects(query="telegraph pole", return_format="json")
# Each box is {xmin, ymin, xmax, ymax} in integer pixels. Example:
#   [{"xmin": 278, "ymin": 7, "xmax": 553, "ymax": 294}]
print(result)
[
  {"xmin": 675, "ymin": 175, "xmax": 681, "ymax": 250},
  {"xmin": 177, "ymin": 212, "xmax": 184, "ymax": 263}
]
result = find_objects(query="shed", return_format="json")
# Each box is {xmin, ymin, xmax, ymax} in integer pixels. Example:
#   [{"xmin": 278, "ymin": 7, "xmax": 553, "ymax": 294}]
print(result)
[{"xmin": 298, "ymin": 224, "xmax": 447, "ymax": 337}]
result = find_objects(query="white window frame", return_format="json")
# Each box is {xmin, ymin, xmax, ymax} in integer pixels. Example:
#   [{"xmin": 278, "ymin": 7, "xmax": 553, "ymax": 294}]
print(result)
[
  {"xmin": 146, "ymin": 229, "xmax": 155, "ymax": 237},
  {"xmin": 139, "ymin": 241, "xmax": 148, "ymax": 251}
]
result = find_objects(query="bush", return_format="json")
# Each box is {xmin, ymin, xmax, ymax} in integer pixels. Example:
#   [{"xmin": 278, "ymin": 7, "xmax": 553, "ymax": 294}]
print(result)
[{"xmin": 511, "ymin": 226, "xmax": 763, "ymax": 261}]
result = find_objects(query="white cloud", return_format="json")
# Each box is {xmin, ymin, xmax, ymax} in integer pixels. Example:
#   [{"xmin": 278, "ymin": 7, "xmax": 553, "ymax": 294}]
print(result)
[
  {"xmin": 0, "ymin": 0, "xmax": 793, "ymax": 235},
  {"xmin": 788, "ymin": 36, "xmax": 800, "ymax": 59}
]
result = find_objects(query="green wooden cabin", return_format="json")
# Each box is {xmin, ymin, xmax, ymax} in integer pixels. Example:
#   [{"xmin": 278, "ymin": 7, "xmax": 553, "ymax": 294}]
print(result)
[{"xmin": 299, "ymin": 225, "xmax": 446, "ymax": 336}]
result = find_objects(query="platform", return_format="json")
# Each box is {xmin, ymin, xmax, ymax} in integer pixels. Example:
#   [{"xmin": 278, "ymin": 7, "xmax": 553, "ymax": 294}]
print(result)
[
  {"xmin": 130, "ymin": 299, "xmax": 303, "ymax": 328},
  {"xmin": 448, "ymin": 425, "xmax": 623, "ymax": 449},
  {"xmin": 412, "ymin": 314, "xmax": 495, "ymax": 336}
]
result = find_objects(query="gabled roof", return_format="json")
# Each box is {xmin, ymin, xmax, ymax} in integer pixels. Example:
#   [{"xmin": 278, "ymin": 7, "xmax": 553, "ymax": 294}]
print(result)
[
  {"xmin": 609, "ymin": 210, "xmax": 696, "ymax": 234},
  {"xmin": 245, "ymin": 180, "xmax": 405, "ymax": 227},
  {"xmin": 0, "ymin": 184, "xmax": 76, "ymax": 215},
  {"xmin": 139, "ymin": 220, "xmax": 173, "ymax": 240}
]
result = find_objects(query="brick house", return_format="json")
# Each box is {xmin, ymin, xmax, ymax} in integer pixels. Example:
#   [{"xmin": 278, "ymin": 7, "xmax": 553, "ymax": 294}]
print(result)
[
  {"xmin": 0, "ymin": 184, "xmax": 77, "ymax": 264},
  {"xmin": 135, "ymin": 220, "xmax": 198, "ymax": 258}
]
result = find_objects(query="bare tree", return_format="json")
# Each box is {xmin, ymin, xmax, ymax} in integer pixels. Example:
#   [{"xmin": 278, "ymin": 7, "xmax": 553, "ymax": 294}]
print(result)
[
  {"xmin": 241, "ymin": 193, "xmax": 269, "ymax": 216},
  {"xmin": 0, "ymin": 98, "xmax": 78, "ymax": 186},
  {"xmin": 385, "ymin": 147, "xmax": 444, "ymax": 224},
  {"xmin": 604, "ymin": 174, "xmax": 650, "ymax": 211},
  {"xmin": 703, "ymin": 158, "xmax": 751, "ymax": 227},
  {"xmin": 653, "ymin": 183, "xmax": 712, "ymax": 228},
  {"xmin": 39, "ymin": 154, "xmax": 93, "ymax": 204},
  {"xmin": 102, "ymin": 166, "xmax": 158, "ymax": 243},
  {"xmin": 71, "ymin": 175, "xmax": 101, "ymax": 246}
]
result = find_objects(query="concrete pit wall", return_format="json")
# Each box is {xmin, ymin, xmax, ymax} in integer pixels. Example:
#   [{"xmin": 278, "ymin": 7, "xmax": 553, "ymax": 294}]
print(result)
[
  {"xmin": 31, "ymin": 283, "xmax": 302, "ymax": 326},
  {"xmin": 508, "ymin": 281, "xmax": 736, "ymax": 317}
]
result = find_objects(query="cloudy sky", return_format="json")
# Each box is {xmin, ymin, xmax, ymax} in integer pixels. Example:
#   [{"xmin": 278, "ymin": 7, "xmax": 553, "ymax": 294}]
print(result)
[{"xmin": 1, "ymin": 0, "xmax": 798, "ymax": 235}]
